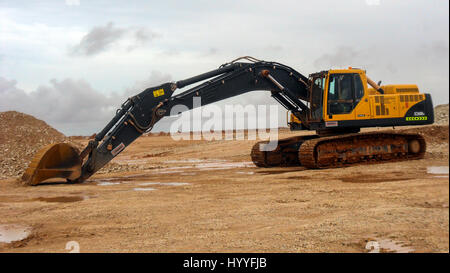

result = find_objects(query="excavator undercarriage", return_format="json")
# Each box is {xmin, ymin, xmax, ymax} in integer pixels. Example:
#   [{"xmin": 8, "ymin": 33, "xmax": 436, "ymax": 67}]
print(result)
[{"xmin": 251, "ymin": 132, "xmax": 426, "ymax": 169}]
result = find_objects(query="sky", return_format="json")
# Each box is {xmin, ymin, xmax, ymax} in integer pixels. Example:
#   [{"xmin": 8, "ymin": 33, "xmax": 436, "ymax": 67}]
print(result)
[{"xmin": 0, "ymin": 0, "xmax": 448, "ymax": 135}]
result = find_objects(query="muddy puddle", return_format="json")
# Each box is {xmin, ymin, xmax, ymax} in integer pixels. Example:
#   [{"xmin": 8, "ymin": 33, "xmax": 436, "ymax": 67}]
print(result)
[
  {"xmin": 258, "ymin": 168, "xmax": 306, "ymax": 175},
  {"xmin": 138, "ymin": 182, "xmax": 190, "ymax": 186},
  {"xmin": 0, "ymin": 224, "xmax": 31, "ymax": 243},
  {"xmin": 34, "ymin": 196, "xmax": 89, "ymax": 203},
  {"xmin": 133, "ymin": 187, "xmax": 156, "ymax": 191},
  {"xmin": 165, "ymin": 159, "xmax": 206, "ymax": 163},
  {"xmin": 114, "ymin": 158, "xmax": 151, "ymax": 165},
  {"xmin": 163, "ymin": 159, "xmax": 254, "ymax": 172},
  {"xmin": 0, "ymin": 195, "xmax": 90, "ymax": 204},
  {"xmin": 427, "ymin": 166, "xmax": 449, "ymax": 176},
  {"xmin": 97, "ymin": 181, "xmax": 121, "ymax": 186},
  {"xmin": 236, "ymin": 171, "xmax": 254, "ymax": 175},
  {"xmin": 368, "ymin": 239, "xmax": 415, "ymax": 253},
  {"xmin": 181, "ymin": 172, "xmax": 197, "ymax": 176},
  {"xmin": 93, "ymin": 176, "xmax": 191, "ymax": 187},
  {"xmin": 340, "ymin": 177, "xmax": 414, "ymax": 183},
  {"xmin": 194, "ymin": 161, "xmax": 254, "ymax": 170}
]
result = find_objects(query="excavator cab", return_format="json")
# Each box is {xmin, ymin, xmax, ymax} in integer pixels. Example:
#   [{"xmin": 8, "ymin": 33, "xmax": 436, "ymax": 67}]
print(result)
[
  {"xmin": 289, "ymin": 67, "xmax": 433, "ymax": 132},
  {"xmin": 290, "ymin": 68, "xmax": 368, "ymax": 129}
]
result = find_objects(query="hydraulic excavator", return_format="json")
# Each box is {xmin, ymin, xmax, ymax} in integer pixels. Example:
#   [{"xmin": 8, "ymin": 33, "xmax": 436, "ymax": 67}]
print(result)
[{"xmin": 22, "ymin": 56, "xmax": 434, "ymax": 185}]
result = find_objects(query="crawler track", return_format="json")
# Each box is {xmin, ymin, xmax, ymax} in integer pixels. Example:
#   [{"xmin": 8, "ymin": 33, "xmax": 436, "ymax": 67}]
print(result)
[
  {"xmin": 251, "ymin": 132, "xmax": 426, "ymax": 169},
  {"xmin": 251, "ymin": 135, "xmax": 316, "ymax": 167}
]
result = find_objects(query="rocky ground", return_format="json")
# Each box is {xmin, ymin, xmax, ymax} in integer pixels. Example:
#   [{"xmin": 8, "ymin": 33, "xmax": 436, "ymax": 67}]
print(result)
[
  {"xmin": 0, "ymin": 106, "xmax": 448, "ymax": 253},
  {"xmin": 434, "ymin": 104, "xmax": 449, "ymax": 125}
]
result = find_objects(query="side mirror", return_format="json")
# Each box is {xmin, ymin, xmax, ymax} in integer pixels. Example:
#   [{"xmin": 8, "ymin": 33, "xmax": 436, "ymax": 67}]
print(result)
[{"xmin": 377, "ymin": 80, "xmax": 382, "ymax": 86}]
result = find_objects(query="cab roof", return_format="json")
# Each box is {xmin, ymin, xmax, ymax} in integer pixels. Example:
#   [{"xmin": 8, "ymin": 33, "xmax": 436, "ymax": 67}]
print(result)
[{"xmin": 309, "ymin": 68, "xmax": 365, "ymax": 77}]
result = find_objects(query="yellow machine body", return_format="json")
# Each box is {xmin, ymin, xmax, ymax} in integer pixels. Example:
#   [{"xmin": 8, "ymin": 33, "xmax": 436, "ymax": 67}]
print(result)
[{"xmin": 289, "ymin": 68, "xmax": 433, "ymax": 130}]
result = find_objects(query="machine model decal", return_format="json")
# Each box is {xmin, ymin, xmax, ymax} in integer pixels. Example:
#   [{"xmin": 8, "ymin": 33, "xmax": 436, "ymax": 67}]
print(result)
[
  {"xmin": 111, "ymin": 142, "xmax": 126, "ymax": 156},
  {"xmin": 325, "ymin": 121, "xmax": 338, "ymax": 127}
]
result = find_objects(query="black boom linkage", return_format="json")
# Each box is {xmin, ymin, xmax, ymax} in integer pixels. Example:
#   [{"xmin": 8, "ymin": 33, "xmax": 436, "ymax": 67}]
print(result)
[{"xmin": 75, "ymin": 58, "xmax": 310, "ymax": 182}]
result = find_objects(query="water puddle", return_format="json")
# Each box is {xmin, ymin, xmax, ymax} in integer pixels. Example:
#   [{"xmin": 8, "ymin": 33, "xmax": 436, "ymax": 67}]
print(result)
[
  {"xmin": 427, "ymin": 166, "xmax": 449, "ymax": 175},
  {"xmin": 236, "ymin": 171, "xmax": 254, "ymax": 175},
  {"xmin": 194, "ymin": 161, "xmax": 254, "ymax": 170},
  {"xmin": 147, "ymin": 159, "xmax": 255, "ymax": 174},
  {"xmin": 97, "ymin": 181, "xmax": 121, "ymax": 186},
  {"xmin": 115, "ymin": 158, "xmax": 151, "ymax": 165},
  {"xmin": 181, "ymin": 172, "xmax": 197, "ymax": 176},
  {"xmin": 340, "ymin": 177, "xmax": 413, "ymax": 183},
  {"xmin": 0, "ymin": 224, "xmax": 31, "ymax": 243},
  {"xmin": 368, "ymin": 239, "xmax": 415, "ymax": 253},
  {"xmin": 152, "ymin": 170, "xmax": 184, "ymax": 174},
  {"xmin": 122, "ymin": 173, "xmax": 151, "ymax": 179},
  {"xmin": 34, "ymin": 196, "xmax": 89, "ymax": 203},
  {"xmin": 133, "ymin": 187, "xmax": 156, "ymax": 191},
  {"xmin": 165, "ymin": 159, "xmax": 207, "ymax": 163},
  {"xmin": 138, "ymin": 182, "xmax": 190, "ymax": 186},
  {"xmin": 258, "ymin": 168, "xmax": 307, "ymax": 175}
]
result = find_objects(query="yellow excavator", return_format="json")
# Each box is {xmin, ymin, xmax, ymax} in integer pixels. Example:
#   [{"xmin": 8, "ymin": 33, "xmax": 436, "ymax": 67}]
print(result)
[{"xmin": 22, "ymin": 57, "xmax": 434, "ymax": 185}]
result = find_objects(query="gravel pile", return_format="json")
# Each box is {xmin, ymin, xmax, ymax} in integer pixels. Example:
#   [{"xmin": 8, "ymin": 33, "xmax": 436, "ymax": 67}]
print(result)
[{"xmin": 0, "ymin": 111, "xmax": 68, "ymax": 179}]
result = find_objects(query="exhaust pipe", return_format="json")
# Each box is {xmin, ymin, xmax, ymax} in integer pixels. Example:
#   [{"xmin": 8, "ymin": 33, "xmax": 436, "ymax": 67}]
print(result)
[{"xmin": 366, "ymin": 76, "xmax": 385, "ymax": 94}]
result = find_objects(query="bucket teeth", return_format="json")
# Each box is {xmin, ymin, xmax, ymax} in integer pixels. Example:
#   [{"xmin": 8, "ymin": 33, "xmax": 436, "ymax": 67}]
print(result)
[{"xmin": 21, "ymin": 143, "xmax": 82, "ymax": 185}]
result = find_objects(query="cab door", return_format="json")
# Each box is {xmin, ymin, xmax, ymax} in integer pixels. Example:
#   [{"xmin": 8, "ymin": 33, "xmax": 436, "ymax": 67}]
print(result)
[
  {"xmin": 309, "ymin": 75, "xmax": 325, "ymax": 122},
  {"xmin": 325, "ymin": 73, "xmax": 365, "ymax": 122}
]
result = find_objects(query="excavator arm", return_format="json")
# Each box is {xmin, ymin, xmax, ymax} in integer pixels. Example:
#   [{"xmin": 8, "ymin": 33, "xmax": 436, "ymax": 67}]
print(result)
[{"xmin": 22, "ymin": 57, "xmax": 311, "ymax": 185}]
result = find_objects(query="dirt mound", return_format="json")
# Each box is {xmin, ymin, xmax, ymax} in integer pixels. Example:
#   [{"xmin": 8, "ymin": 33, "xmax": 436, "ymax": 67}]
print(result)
[
  {"xmin": 393, "ymin": 124, "xmax": 449, "ymax": 159},
  {"xmin": 0, "ymin": 111, "xmax": 67, "ymax": 178},
  {"xmin": 434, "ymin": 104, "xmax": 449, "ymax": 125},
  {"xmin": 396, "ymin": 124, "xmax": 449, "ymax": 144}
]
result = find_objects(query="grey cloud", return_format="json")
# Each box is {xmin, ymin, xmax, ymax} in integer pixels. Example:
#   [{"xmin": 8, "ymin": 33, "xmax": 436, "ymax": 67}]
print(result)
[
  {"xmin": 70, "ymin": 22, "xmax": 160, "ymax": 56},
  {"xmin": 135, "ymin": 27, "xmax": 160, "ymax": 44},
  {"xmin": 127, "ymin": 27, "xmax": 161, "ymax": 52},
  {"xmin": 70, "ymin": 22, "xmax": 126, "ymax": 56},
  {"xmin": 203, "ymin": 47, "xmax": 218, "ymax": 56},
  {"xmin": 0, "ymin": 71, "xmax": 172, "ymax": 136},
  {"xmin": 313, "ymin": 46, "xmax": 363, "ymax": 69}
]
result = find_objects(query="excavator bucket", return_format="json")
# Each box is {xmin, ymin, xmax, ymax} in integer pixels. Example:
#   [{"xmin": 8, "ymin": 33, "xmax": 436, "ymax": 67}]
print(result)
[{"xmin": 21, "ymin": 143, "xmax": 82, "ymax": 185}]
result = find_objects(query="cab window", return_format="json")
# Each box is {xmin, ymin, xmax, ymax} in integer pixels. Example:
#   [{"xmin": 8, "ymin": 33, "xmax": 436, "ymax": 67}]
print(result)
[
  {"xmin": 327, "ymin": 73, "xmax": 364, "ymax": 115},
  {"xmin": 354, "ymin": 74, "xmax": 364, "ymax": 102}
]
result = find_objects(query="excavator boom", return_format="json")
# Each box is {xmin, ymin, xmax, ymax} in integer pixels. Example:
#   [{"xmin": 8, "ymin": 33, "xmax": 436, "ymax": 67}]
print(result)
[{"xmin": 22, "ymin": 57, "xmax": 310, "ymax": 185}]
